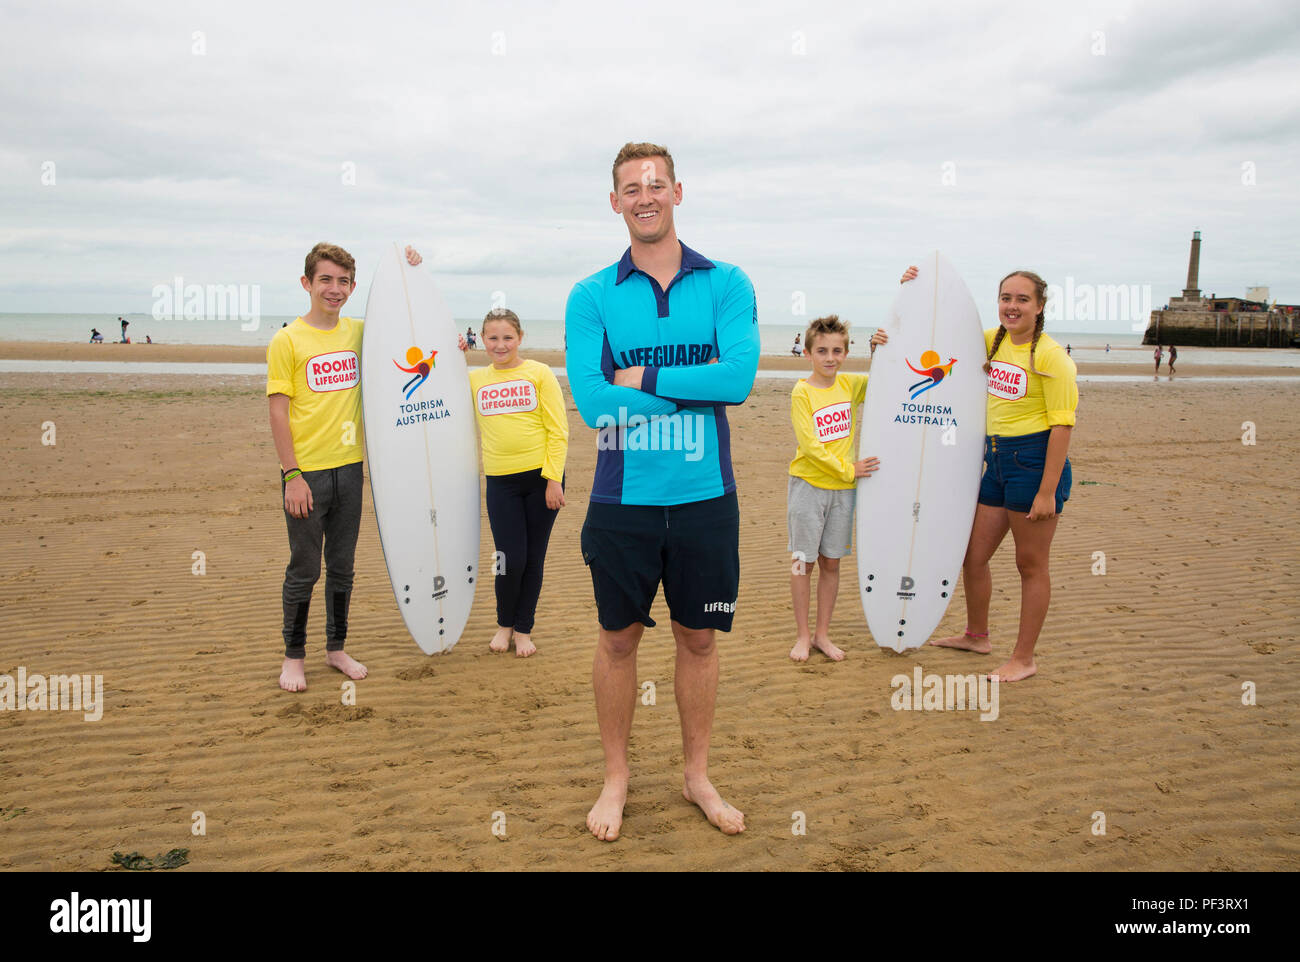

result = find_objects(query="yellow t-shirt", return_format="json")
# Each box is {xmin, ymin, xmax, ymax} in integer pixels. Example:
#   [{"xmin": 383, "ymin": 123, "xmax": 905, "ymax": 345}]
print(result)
[
  {"xmin": 788, "ymin": 372, "xmax": 868, "ymax": 490},
  {"xmin": 469, "ymin": 359, "xmax": 569, "ymax": 481},
  {"xmin": 983, "ymin": 329, "xmax": 1078, "ymax": 436},
  {"xmin": 266, "ymin": 317, "xmax": 364, "ymax": 471}
]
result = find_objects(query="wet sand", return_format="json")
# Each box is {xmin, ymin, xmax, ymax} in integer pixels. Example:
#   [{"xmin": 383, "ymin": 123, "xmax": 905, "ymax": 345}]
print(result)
[
  {"xmin": 0, "ymin": 365, "xmax": 1296, "ymax": 871},
  {"xmin": 4, "ymin": 340, "xmax": 1297, "ymax": 379}
]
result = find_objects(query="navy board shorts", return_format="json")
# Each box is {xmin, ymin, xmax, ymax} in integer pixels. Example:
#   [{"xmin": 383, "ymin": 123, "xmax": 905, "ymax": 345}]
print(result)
[
  {"xmin": 978, "ymin": 429, "xmax": 1072, "ymax": 514},
  {"xmin": 580, "ymin": 491, "xmax": 740, "ymax": 632}
]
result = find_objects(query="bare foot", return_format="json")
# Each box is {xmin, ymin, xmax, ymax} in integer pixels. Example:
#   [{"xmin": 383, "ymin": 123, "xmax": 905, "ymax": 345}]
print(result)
[
  {"xmin": 489, "ymin": 626, "xmax": 513, "ymax": 653},
  {"xmin": 929, "ymin": 631, "xmax": 992, "ymax": 654},
  {"xmin": 789, "ymin": 635, "xmax": 812, "ymax": 661},
  {"xmin": 513, "ymin": 632, "xmax": 536, "ymax": 658},
  {"xmin": 587, "ymin": 778, "xmax": 628, "ymax": 842},
  {"xmin": 325, "ymin": 650, "xmax": 367, "ymax": 680},
  {"xmin": 279, "ymin": 657, "xmax": 306, "ymax": 692},
  {"xmin": 683, "ymin": 775, "xmax": 745, "ymax": 835},
  {"xmin": 811, "ymin": 636, "xmax": 845, "ymax": 661},
  {"xmin": 990, "ymin": 656, "xmax": 1036, "ymax": 682}
]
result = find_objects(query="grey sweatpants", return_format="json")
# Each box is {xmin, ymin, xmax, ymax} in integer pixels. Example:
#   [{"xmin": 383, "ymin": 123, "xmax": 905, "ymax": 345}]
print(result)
[{"xmin": 281, "ymin": 461, "xmax": 363, "ymax": 658}]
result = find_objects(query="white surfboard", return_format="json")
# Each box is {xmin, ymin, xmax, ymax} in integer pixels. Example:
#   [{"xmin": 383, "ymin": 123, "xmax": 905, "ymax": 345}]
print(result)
[
  {"xmin": 361, "ymin": 243, "xmax": 479, "ymax": 654},
  {"xmin": 856, "ymin": 251, "xmax": 986, "ymax": 652}
]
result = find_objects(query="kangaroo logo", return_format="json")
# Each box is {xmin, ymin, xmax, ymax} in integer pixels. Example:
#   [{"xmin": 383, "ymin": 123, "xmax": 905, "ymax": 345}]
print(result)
[{"xmin": 906, "ymin": 350, "xmax": 957, "ymax": 400}]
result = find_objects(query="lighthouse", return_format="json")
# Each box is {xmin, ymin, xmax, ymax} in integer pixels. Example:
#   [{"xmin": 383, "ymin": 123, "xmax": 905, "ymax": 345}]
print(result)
[
  {"xmin": 1182, "ymin": 230, "xmax": 1202, "ymax": 300},
  {"xmin": 1144, "ymin": 230, "xmax": 1298, "ymax": 347}
]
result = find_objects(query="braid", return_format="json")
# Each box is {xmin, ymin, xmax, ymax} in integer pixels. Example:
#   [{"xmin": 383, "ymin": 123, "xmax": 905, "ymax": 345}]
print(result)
[
  {"xmin": 1028, "ymin": 315, "xmax": 1052, "ymax": 377},
  {"xmin": 983, "ymin": 326, "xmax": 1008, "ymax": 373}
]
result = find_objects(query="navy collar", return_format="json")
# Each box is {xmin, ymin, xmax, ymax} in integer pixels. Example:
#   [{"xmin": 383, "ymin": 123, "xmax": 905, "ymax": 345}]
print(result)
[{"xmin": 615, "ymin": 242, "xmax": 715, "ymax": 285}]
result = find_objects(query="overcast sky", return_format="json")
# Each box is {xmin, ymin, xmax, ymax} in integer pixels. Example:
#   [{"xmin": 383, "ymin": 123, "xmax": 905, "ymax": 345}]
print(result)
[{"xmin": 3, "ymin": 0, "xmax": 1297, "ymax": 332}]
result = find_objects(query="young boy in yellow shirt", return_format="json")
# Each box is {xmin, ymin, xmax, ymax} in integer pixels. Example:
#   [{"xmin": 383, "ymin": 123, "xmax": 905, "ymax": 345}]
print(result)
[
  {"xmin": 267, "ymin": 242, "xmax": 420, "ymax": 691},
  {"xmin": 787, "ymin": 316, "xmax": 886, "ymax": 661}
]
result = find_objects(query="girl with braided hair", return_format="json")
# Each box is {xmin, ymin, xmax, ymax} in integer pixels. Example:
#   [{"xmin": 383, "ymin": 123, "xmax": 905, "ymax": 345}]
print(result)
[{"xmin": 899, "ymin": 265, "xmax": 1078, "ymax": 681}]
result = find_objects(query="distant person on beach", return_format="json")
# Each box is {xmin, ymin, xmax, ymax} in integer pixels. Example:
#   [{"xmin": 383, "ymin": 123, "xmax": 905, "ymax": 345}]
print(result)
[
  {"xmin": 1066, "ymin": 343, "xmax": 1072, "ymax": 356},
  {"xmin": 902, "ymin": 266, "xmax": 1077, "ymax": 682},
  {"xmin": 145, "ymin": 335, "xmax": 152, "ymax": 344},
  {"xmin": 457, "ymin": 308, "xmax": 569, "ymax": 658},
  {"xmin": 1154, "ymin": 345, "xmax": 1163, "ymax": 374},
  {"xmin": 566, "ymin": 142, "xmax": 759, "ymax": 841},
  {"xmin": 1105, "ymin": 343, "xmax": 1110, "ymax": 353},
  {"xmin": 791, "ymin": 333, "xmax": 802, "ymax": 355},
  {"xmin": 787, "ymin": 314, "xmax": 886, "ymax": 662},
  {"xmin": 1168, "ymin": 344, "xmax": 1177, "ymax": 374},
  {"xmin": 89, "ymin": 328, "xmax": 103, "ymax": 343},
  {"xmin": 465, "ymin": 326, "xmax": 477, "ymax": 349},
  {"xmin": 267, "ymin": 241, "xmax": 422, "ymax": 693},
  {"xmin": 119, "ymin": 317, "xmax": 128, "ymax": 342}
]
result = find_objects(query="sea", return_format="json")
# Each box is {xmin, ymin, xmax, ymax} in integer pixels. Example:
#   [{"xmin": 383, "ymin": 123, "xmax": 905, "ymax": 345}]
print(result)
[{"xmin": 3, "ymin": 313, "xmax": 1298, "ymax": 371}]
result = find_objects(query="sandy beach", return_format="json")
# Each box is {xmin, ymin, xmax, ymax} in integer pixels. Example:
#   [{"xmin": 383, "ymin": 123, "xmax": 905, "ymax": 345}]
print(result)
[{"xmin": 1, "ymin": 347, "xmax": 1297, "ymax": 871}]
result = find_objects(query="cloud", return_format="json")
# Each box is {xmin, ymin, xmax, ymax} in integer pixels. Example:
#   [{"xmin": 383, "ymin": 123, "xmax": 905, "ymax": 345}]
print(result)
[{"xmin": 1, "ymin": 0, "xmax": 1296, "ymax": 329}]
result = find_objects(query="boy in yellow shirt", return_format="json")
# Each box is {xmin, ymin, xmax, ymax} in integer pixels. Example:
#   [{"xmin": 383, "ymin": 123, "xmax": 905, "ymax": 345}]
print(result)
[
  {"xmin": 267, "ymin": 242, "xmax": 420, "ymax": 692},
  {"xmin": 787, "ymin": 316, "xmax": 886, "ymax": 661}
]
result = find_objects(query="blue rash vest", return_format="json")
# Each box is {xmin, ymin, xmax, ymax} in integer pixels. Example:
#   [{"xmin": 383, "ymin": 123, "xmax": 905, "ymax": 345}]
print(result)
[{"xmin": 564, "ymin": 242, "xmax": 760, "ymax": 506}]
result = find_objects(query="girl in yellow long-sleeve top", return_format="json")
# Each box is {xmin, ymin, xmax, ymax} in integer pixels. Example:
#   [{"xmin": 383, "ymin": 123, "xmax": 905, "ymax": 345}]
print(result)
[
  {"xmin": 461, "ymin": 308, "xmax": 569, "ymax": 657},
  {"xmin": 901, "ymin": 267, "xmax": 1078, "ymax": 682}
]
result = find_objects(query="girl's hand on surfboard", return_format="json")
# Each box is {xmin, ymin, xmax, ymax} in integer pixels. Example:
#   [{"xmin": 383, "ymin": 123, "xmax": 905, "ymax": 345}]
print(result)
[
  {"xmin": 900, "ymin": 265, "xmax": 918, "ymax": 284},
  {"xmin": 457, "ymin": 333, "xmax": 469, "ymax": 352},
  {"xmin": 404, "ymin": 246, "xmax": 422, "ymax": 267},
  {"xmin": 613, "ymin": 366, "xmax": 645, "ymax": 389},
  {"xmin": 854, "ymin": 456, "xmax": 880, "ymax": 479},
  {"xmin": 545, "ymin": 480, "xmax": 566, "ymax": 510},
  {"xmin": 1027, "ymin": 491, "xmax": 1057, "ymax": 521},
  {"xmin": 284, "ymin": 476, "xmax": 313, "ymax": 518}
]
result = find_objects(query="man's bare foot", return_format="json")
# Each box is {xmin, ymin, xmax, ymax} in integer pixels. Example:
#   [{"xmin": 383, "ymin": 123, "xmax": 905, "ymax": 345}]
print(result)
[
  {"xmin": 513, "ymin": 632, "xmax": 536, "ymax": 658},
  {"xmin": 587, "ymin": 778, "xmax": 628, "ymax": 842},
  {"xmin": 990, "ymin": 656, "xmax": 1036, "ymax": 682},
  {"xmin": 929, "ymin": 631, "xmax": 992, "ymax": 654},
  {"xmin": 683, "ymin": 775, "xmax": 745, "ymax": 835},
  {"xmin": 279, "ymin": 657, "xmax": 306, "ymax": 692},
  {"xmin": 489, "ymin": 626, "xmax": 513, "ymax": 653},
  {"xmin": 811, "ymin": 636, "xmax": 845, "ymax": 661},
  {"xmin": 325, "ymin": 650, "xmax": 367, "ymax": 680},
  {"xmin": 790, "ymin": 635, "xmax": 812, "ymax": 661}
]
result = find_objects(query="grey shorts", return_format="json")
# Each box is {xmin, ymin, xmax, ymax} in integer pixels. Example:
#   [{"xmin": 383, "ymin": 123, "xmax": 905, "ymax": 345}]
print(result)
[{"xmin": 787, "ymin": 475, "xmax": 855, "ymax": 564}]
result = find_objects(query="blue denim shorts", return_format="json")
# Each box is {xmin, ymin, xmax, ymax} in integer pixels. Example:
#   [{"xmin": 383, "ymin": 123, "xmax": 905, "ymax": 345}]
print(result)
[{"xmin": 977, "ymin": 430, "xmax": 1071, "ymax": 514}]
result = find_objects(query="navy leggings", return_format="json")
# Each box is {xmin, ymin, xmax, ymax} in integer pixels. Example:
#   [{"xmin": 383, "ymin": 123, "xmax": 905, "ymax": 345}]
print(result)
[{"xmin": 485, "ymin": 468, "xmax": 562, "ymax": 634}]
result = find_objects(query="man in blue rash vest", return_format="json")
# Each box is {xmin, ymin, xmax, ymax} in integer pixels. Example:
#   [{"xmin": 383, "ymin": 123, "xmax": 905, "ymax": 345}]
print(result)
[{"xmin": 565, "ymin": 142, "xmax": 759, "ymax": 842}]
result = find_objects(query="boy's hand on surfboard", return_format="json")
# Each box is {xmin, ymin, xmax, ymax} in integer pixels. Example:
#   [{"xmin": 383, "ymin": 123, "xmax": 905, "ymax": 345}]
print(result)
[
  {"xmin": 854, "ymin": 456, "xmax": 880, "ymax": 479},
  {"xmin": 900, "ymin": 265, "xmax": 918, "ymax": 284},
  {"xmin": 284, "ymin": 476, "xmax": 313, "ymax": 518},
  {"xmin": 545, "ymin": 480, "xmax": 566, "ymax": 510},
  {"xmin": 869, "ymin": 328, "xmax": 888, "ymax": 350},
  {"xmin": 613, "ymin": 366, "xmax": 645, "ymax": 389},
  {"xmin": 404, "ymin": 246, "xmax": 422, "ymax": 266}
]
